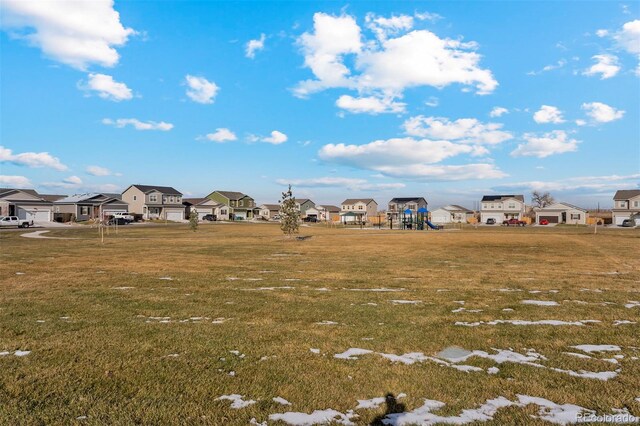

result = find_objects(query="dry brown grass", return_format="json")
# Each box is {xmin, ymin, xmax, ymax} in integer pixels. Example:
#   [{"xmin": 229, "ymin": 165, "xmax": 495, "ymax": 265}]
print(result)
[{"xmin": 0, "ymin": 223, "xmax": 639, "ymax": 424}]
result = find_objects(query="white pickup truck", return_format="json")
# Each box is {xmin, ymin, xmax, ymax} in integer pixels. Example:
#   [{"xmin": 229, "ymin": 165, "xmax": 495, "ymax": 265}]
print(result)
[
  {"xmin": 0, "ymin": 216, "xmax": 34, "ymax": 228},
  {"xmin": 111, "ymin": 212, "xmax": 134, "ymax": 223}
]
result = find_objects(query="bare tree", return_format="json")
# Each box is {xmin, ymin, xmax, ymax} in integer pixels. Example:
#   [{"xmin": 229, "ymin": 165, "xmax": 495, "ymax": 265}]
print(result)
[
  {"xmin": 531, "ymin": 191, "xmax": 555, "ymax": 208},
  {"xmin": 279, "ymin": 185, "xmax": 300, "ymax": 236}
]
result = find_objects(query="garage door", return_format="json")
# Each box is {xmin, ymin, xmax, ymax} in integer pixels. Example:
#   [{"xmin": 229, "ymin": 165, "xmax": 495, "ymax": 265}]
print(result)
[
  {"xmin": 166, "ymin": 210, "xmax": 184, "ymax": 221},
  {"xmin": 539, "ymin": 215, "xmax": 559, "ymax": 224},
  {"xmin": 481, "ymin": 213, "xmax": 503, "ymax": 223},
  {"xmin": 18, "ymin": 208, "xmax": 51, "ymax": 222},
  {"xmin": 615, "ymin": 216, "xmax": 629, "ymax": 225},
  {"xmin": 431, "ymin": 213, "xmax": 450, "ymax": 224},
  {"xmin": 234, "ymin": 211, "xmax": 247, "ymax": 220},
  {"xmin": 197, "ymin": 211, "xmax": 211, "ymax": 220}
]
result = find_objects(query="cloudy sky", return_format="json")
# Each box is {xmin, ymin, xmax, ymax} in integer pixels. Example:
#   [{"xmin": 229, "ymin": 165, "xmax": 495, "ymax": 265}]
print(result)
[{"xmin": 1, "ymin": 1, "xmax": 638, "ymax": 208}]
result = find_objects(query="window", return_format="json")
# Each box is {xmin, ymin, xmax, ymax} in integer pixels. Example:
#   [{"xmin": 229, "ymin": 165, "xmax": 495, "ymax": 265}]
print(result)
[
  {"xmin": 133, "ymin": 196, "xmax": 137, "ymax": 201},
  {"xmin": 163, "ymin": 197, "xmax": 167, "ymax": 203},
  {"xmin": 149, "ymin": 195, "xmax": 157, "ymax": 202},
  {"xmin": 508, "ymin": 203, "xmax": 516, "ymax": 209},
  {"xmin": 619, "ymin": 201, "xmax": 627, "ymax": 208},
  {"xmin": 55, "ymin": 206, "xmax": 60, "ymax": 213},
  {"xmin": 176, "ymin": 197, "xmax": 181, "ymax": 203},
  {"xmin": 634, "ymin": 201, "xmax": 640, "ymax": 208},
  {"xmin": 358, "ymin": 205, "xmax": 364, "ymax": 210},
  {"xmin": 239, "ymin": 200, "xmax": 244, "ymax": 207},
  {"xmin": 169, "ymin": 196, "xmax": 174, "ymax": 203},
  {"xmin": 490, "ymin": 204, "xmax": 494, "ymax": 209},
  {"xmin": 80, "ymin": 206, "xmax": 89, "ymax": 215},
  {"xmin": 571, "ymin": 214, "xmax": 581, "ymax": 220},
  {"xmin": 483, "ymin": 203, "xmax": 488, "ymax": 209}
]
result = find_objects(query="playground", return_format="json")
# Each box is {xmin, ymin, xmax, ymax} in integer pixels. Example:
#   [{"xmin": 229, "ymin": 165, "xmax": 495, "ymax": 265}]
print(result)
[{"xmin": 1, "ymin": 223, "xmax": 639, "ymax": 424}]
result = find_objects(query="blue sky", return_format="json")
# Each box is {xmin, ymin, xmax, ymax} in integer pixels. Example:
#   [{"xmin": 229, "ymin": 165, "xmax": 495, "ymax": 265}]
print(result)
[{"xmin": 1, "ymin": 1, "xmax": 638, "ymax": 208}]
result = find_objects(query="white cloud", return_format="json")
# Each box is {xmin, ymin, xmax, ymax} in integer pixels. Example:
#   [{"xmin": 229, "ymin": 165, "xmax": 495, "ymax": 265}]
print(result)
[
  {"xmin": 0, "ymin": 175, "xmax": 32, "ymax": 187},
  {"xmin": 596, "ymin": 29, "xmax": 609, "ymax": 37},
  {"xmin": 294, "ymin": 12, "xmax": 497, "ymax": 103},
  {"xmin": 511, "ymin": 130, "xmax": 579, "ymax": 158},
  {"xmin": 86, "ymin": 165, "xmax": 112, "ymax": 176},
  {"xmin": 202, "ymin": 128, "xmax": 237, "ymax": 143},
  {"xmin": 63, "ymin": 175, "xmax": 82, "ymax": 185},
  {"xmin": 1, "ymin": 0, "xmax": 135, "ymax": 69},
  {"xmin": 375, "ymin": 163, "xmax": 507, "ymax": 181},
  {"xmin": 276, "ymin": 176, "xmax": 405, "ymax": 191},
  {"xmin": 0, "ymin": 146, "xmax": 67, "ymax": 171},
  {"xmin": 614, "ymin": 20, "xmax": 640, "ymax": 55},
  {"xmin": 425, "ymin": 96, "xmax": 439, "ymax": 107},
  {"xmin": 185, "ymin": 75, "xmax": 219, "ymax": 104},
  {"xmin": 336, "ymin": 94, "xmax": 405, "ymax": 114},
  {"xmin": 258, "ymin": 130, "xmax": 288, "ymax": 145},
  {"xmin": 575, "ymin": 119, "xmax": 587, "ymax": 126},
  {"xmin": 583, "ymin": 54, "xmax": 620, "ymax": 79},
  {"xmin": 495, "ymin": 174, "xmax": 640, "ymax": 194},
  {"xmin": 402, "ymin": 116, "xmax": 513, "ymax": 145},
  {"xmin": 245, "ymin": 33, "xmax": 266, "ymax": 58},
  {"xmin": 527, "ymin": 59, "xmax": 567, "ymax": 75},
  {"xmin": 102, "ymin": 118, "xmax": 173, "ymax": 131},
  {"xmin": 581, "ymin": 102, "xmax": 625, "ymax": 123},
  {"xmin": 533, "ymin": 105, "xmax": 565, "ymax": 124},
  {"xmin": 489, "ymin": 107, "xmax": 508, "ymax": 118},
  {"xmin": 79, "ymin": 73, "xmax": 133, "ymax": 101}
]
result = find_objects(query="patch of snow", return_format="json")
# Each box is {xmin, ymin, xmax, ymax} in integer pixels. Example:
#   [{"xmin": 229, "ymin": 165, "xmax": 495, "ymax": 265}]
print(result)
[
  {"xmin": 348, "ymin": 288, "xmax": 406, "ymax": 292},
  {"xmin": 487, "ymin": 367, "xmax": 499, "ymax": 374},
  {"xmin": 563, "ymin": 352, "xmax": 592, "ymax": 359},
  {"xmin": 159, "ymin": 277, "xmax": 173, "ymax": 280},
  {"xmin": 355, "ymin": 397, "xmax": 386, "ymax": 409},
  {"xmin": 570, "ymin": 345, "xmax": 621, "ymax": 353},
  {"xmin": 315, "ymin": 287, "xmax": 331, "ymax": 291},
  {"xmin": 247, "ymin": 286, "xmax": 295, "ymax": 291},
  {"xmin": 15, "ymin": 272, "xmax": 25, "ymax": 275},
  {"xmin": 14, "ymin": 350, "xmax": 31, "ymax": 357},
  {"xmin": 390, "ymin": 300, "xmax": 422, "ymax": 305},
  {"xmin": 250, "ymin": 418, "xmax": 267, "ymax": 426},
  {"xmin": 229, "ymin": 350, "xmax": 245, "ymax": 358},
  {"xmin": 316, "ymin": 320, "xmax": 338, "ymax": 325},
  {"xmin": 216, "ymin": 394, "xmax": 256, "ymax": 409},
  {"xmin": 521, "ymin": 300, "xmax": 559, "ymax": 306},
  {"xmin": 310, "ymin": 348, "xmax": 320, "ymax": 354},
  {"xmin": 502, "ymin": 308, "xmax": 514, "ymax": 312},
  {"xmin": 273, "ymin": 397, "xmax": 292, "ymax": 406},
  {"xmin": 451, "ymin": 308, "xmax": 483, "ymax": 313},
  {"xmin": 0, "ymin": 351, "xmax": 10, "ymax": 356},
  {"xmin": 496, "ymin": 288, "xmax": 523, "ymax": 292},
  {"xmin": 625, "ymin": 301, "xmax": 640, "ymax": 309},
  {"xmin": 112, "ymin": 286, "xmax": 135, "ymax": 290},
  {"xmin": 455, "ymin": 319, "xmax": 598, "ymax": 327},
  {"xmin": 269, "ymin": 409, "xmax": 355, "ymax": 425},
  {"xmin": 334, "ymin": 348, "xmax": 373, "ymax": 360}
]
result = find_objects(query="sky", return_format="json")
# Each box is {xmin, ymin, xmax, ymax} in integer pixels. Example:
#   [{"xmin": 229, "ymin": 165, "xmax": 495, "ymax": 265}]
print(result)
[{"xmin": 1, "ymin": 1, "xmax": 639, "ymax": 209}]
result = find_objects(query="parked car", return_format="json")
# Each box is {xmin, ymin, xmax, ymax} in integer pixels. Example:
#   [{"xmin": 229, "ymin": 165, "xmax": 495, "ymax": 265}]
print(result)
[
  {"xmin": 539, "ymin": 219, "xmax": 549, "ymax": 225},
  {"xmin": 113, "ymin": 212, "xmax": 134, "ymax": 222},
  {"xmin": 503, "ymin": 218, "xmax": 526, "ymax": 226},
  {"xmin": 107, "ymin": 217, "xmax": 129, "ymax": 225},
  {"xmin": 303, "ymin": 216, "xmax": 318, "ymax": 223},
  {"xmin": 621, "ymin": 219, "xmax": 636, "ymax": 228},
  {"xmin": 272, "ymin": 214, "xmax": 281, "ymax": 221},
  {"xmin": 0, "ymin": 216, "xmax": 33, "ymax": 228},
  {"xmin": 202, "ymin": 214, "xmax": 216, "ymax": 221},
  {"xmin": 486, "ymin": 218, "xmax": 496, "ymax": 225}
]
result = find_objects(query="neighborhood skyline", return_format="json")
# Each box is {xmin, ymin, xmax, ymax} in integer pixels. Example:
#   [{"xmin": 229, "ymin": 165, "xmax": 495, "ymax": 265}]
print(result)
[{"xmin": 1, "ymin": 1, "xmax": 639, "ymax": 208}]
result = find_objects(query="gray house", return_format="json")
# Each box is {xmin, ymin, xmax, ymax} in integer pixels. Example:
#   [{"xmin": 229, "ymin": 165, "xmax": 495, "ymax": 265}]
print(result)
[
  {"xmin": 612, "ymin": 190, "xmax": 640, "ymax": 226},
  {"xmin": 0, "ymin": 188, "xmax": 58, "ymax": 222},
  {"xmin": 387, "ymin": 197, "xmax": 428, "ymax": 221},
  {"xmin": 54, "ymin": 193, "xmax": 129, "ymax": 221},
  {"xmin": 122, "ymin": 184, "xmax": 184, "ymax": 221}
]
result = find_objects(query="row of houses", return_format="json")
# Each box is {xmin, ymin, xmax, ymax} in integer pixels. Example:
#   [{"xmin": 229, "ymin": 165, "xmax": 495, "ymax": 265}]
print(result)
[{"xmin": 1, "ymin": 185, "xmax": 639, "ymax": 226}]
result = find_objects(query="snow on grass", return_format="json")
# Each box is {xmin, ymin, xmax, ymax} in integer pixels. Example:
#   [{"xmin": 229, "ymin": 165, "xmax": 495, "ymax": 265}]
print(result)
[
  {"xmin": 112, "ymin": 286, "xmax": 135, "ymax": 290},
  {"xmin": 487, "ymin": 367, "xmax": 499, "ymax": 374},
  {"xmin": 269, "ymin": 409, "xmax": 355, "ymax": 425},
  {"xmin": 455, "ymin": 319, "xmax": 599, "ymax": 327},
  {"xmin": 347, "ymin": 288, "xmax": 407, "ymax": 292},
  {"xmin": 625, "ymin": 301, "xmax": 640, "ymax": 308},
  {"xmin": 211, "ymin": 317, "xmax": 229, "ymax": 324},
  {"xmin": 315, "ymin": 320, "xmax": 338, "ymax": 325},
  {"xmin": 496, "ymin": 288, "xmax": 523, "ymax": 292},
  {"xmin": 158, "ymin": 277, "xmax": 173, "ymax": 280},
  {"xmin": 390, "ymin": 300, "xmax": 422, "ymax": 305},
  {"xmin": 310, "ymin": 348, "xmax": 320, "ymax": 354},
  {"xmin": 570, "ymin": 345, "xmax": 621, "ymax": 353},
  {"xmin": 521, "ymin": 300, "xmax": 559, "ymax": 306},
  {"xmin": 315, "ymin": 287, "xmax": 331, "ymax": 291},
  {"xmin": 355, "ymin": 397, "xmax": 386, "ymax": 409},
  {"xmin": 15, "ymin": 272, "xmax": 25, "ymax": 275},
  {"xmin": 216, "ymin": 394, "xmax": 256, "ymax": 409},
  {"xmin": 273, "ymin": 397, "xmax": 292, "ymax": 406},
  {"xmin": 563, "ymin": 352, "xmax": 593, "ymax": 360},
  {"xmin": 451, "ymin": 308, "xmax": 483, "ymax": 313},
  {"xmin": 244, "ymin": 286, "xmax": 295, "ymax": 291},
  {"xmin": 229, "ymin": 350, "xmax": 246, "ymax": 358},
  {"xmin": 1, "ymin": 350, "xmax": 31, "ymax": 357},
  {"xmin": 334, "ymin": 348, "xmax": 373, "ymax": 360},
  {"xmin": 613, "ymin": 320, "xmax": 637, "ymax": 325}
]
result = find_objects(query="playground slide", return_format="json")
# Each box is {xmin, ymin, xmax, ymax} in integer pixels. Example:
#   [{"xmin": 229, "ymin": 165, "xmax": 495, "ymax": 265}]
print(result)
[{"xmin": 426, "ymin": 220, "xmax": 439, "ymax": 230}]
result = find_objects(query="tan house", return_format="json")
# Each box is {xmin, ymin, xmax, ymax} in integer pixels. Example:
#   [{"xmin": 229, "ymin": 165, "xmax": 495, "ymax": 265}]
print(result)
[
  {"xmin": 259, "ymin": 204, "xmax": 281, "ymax": 220},
  {"xmin": 0, "ymin": 188, "xmax": 58, "ymax": 222},
  {"xmin": 480, "ymin": 195, "xmax": 526, "ymax": 223},
  {"xmin": 431, "ymin": 205, "xmax": 474, "ymax": 224},
  {"xmin": 54, "ymin": 193, "xmax": 128, "ymax": 221},
  {"xmin": 122, "ymin": 184, "xmax": 185, "ymax": 221},
  {"xmin": 183, "ymin": 198, "xmax": 223, "ymax": 221},
  {"xmin": 340, "ymin": 198, "xmax": 378, "ymax": 223},
  {"xmin": 612, "ymin": 190, "xmax": 640, "ymax": 226},
  {"xmin": 315, "ymin": 205, "xmax": 341, "ymax": 222},
  {"xmin": 535, "ymin": 202, "xmax": 588, "ymax": 225}
]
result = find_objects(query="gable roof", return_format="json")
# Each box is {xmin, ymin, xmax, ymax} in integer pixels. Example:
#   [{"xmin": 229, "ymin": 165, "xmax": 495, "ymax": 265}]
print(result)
[
  {"xmin": 342, "ymin": 198, "xmax": 376, "ymax": 205},
  {"xmin": 537, "ymin": 202, "xmax": 587, "ymax": 212},
  {"xmin": 481, "ymin": 195, "xmax": 525, "ymax": 202},
  {"xmin": 0, "ymin": 188, "xmax": 40, "ymax": 197},
  {"xmin": 389, "ymin": 197, "xmax": 427, "ymax": 204},
  {"xmin": 260, "ymin": 204, "xmax": 281, "ymax": 210},
  {"xmin": 613, "ymin": 189, "xmax": 640, "ymax": 200},
  {"xmin": 296, "ymin": 198, "xmax": 313, "ymax": 205},
  {"xmin": 438, "ymin": 204, "xmax": 473, "ymax": 213},
  {"xmin": 54, "ymin": 193, "xmax": 126, "ymax": 204},
  {"xmin": 318, "ymin": 205, "xmax": 341, "ymax": 212},
  {"xmin": 126, "ymin": 184, "xmax": 182, "ymax": 195},
  {"xmin": 183, "ymin": 198, "xmax": 221, "ymax": 206},
  {"xmin": 39, "ymin": 194, "xmax": 66, "ymax": 202},
  {"xmin": 213, "ymin": 190, "xmax": 247, "ymax": 200},
  {"xmin": 0, "ymin": 188, "xmax": 47, "ymax": 201}
]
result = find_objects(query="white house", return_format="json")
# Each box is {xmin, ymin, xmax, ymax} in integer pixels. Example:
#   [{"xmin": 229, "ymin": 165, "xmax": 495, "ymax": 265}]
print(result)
[
  {"xmin": 0, "ymin": 188, "xmax": 60, "ymax": 222},
  {"xmin": 480, "ymin": 195, "xmax": 526, "ymax": 223},
  {"xmin": 612, "ymin": 190, "xmax": 640, "ymax": 225},
  {"xmin": 183, "ymin": 198, "xmax": 223, "ymax": 220},
  {"xmin": 431, "ymin": 205, "xmax": 474, "ymax": 224},
  {"xmin": 535, "ymin": 202, "xmax": 588, "ymax": 225},
  {"xmin": 340, "ymin": 199, "xmax": 378, "ymax": 223}
]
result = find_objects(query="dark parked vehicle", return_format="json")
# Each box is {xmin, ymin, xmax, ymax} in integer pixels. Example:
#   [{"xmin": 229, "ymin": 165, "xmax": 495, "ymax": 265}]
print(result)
[
  {"xmin": 303, "ymin": 216, "xmax": 318, "ymax": 223},
  {"xmin": 202, "ymin": 214, "xmax": 216, "ymax": 221},
  {"xmin": 486, "ymin": 218, "xmax": 496, "ymax": 225},
  {"xmin": 621, "ymin": 219, "xmax": 636, "ymax": 227},
  {"xmin": 107, "ymin": 217, "xmax": 129, "ymax": 225}
]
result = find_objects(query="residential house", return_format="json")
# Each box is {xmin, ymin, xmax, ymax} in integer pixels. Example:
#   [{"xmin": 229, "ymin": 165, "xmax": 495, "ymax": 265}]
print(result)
[
  {"xmin": 535, "ymin": 202, "xmax": 588, "ymax": 225},
  {"xmin": 207, "ymin": 190, "xmax": 256, "ymax": 220},
  {"xmin": 431, "ymin": 205, "xmax": 474, "ymax": 224},
  {"xmin": 340, "ymin": 199, "xmax": 378, "ymax": 223},
  {"xmin": 183, "ymin": 198, "xmax": 223, "ymax": 221},
  {"xmin": 387, "ymin": 197, "xmax": 428, "ymax": 222},
  {"xmin": 0, "ymin": 188, "xmax": 57, "ymax": 222},
  {"xmin": 612, "ymin": 190, "xmax": 640, "ymax": 225},
  {"xmin": 295, "ymin": 198, "xmax": 316, "ymax": 218},
  {"xmin": 259, "ymin": 204, "xmax": 281, "ymax": 220},
  {"xmin": 122, "ymin": 184, "xmax": 185, "ymax": 221},
  {"xmin": 54, "ymin": 193, "xmax": 129, "ymax": 221},
  {"xmin": 480, "ymin": 195, "xmax": 526, "ymax": 224},
  {"xmin": 315, "ymin": 205, "xmax": 341, "ymax": 222}
]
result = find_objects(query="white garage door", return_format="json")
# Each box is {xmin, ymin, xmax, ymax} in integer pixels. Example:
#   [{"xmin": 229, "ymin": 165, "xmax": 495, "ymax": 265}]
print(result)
[
  {"xmin": 234, "ymin": 211, "xmax": 247, "ymax": 220},
  {"xmin": 481, "ymin": 213, "xmax": 503, "ymax": 223},
  {"xmin": 18, "ymin": 208, "xmax": 51, "ymax": 222},
  {"xmin": 615, "ymin": 215, "xmax": 629, "ymax": 225},
  {"xmin": 166, "ymin": 210, "xmax": 184, "ymax": 221},
  {"xmin": 431, "ymin": 213, "xmax": 450, "ymax": 224},
  {"xmin": 197, "ymin": 211, "xmax": 212, "ymax": 220}
]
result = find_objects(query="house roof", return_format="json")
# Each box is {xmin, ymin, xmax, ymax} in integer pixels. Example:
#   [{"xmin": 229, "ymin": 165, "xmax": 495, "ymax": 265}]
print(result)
[
  {"xmin": 260, "ymin": 204, "xmax": 281, "ymax": 210},
  {"xmin": 183, "ymin": 197, "xmax": 220, "ymax": 206},
  {"xmin": 342, "ymin": 198, "xmax": 376, "ymax": 205},
  {"xmin": 126, "ymin": 184, "xmax": 182, "ymax": 195},
  {"xmin": 296, "ymin": 198, "xmax": 313, "ymax": 204},
  {"xmin": 0, "ymin": 188, "xmax": 40, "ymax": 197},
  {"xmin": 39, "ymin": 194, "xmax": 66, "ymax": 202},
  {"xmin": 55, "ymin": 193, "xmax": 126, "ymax": 204},
  {"xmin": 389, "ymin": 197, "xmax": 427, "ymax": 204},
  {"xmin": 438, "ymin": 204, "xmax": 473, "ymax": 213},
  {"xmin": 613, "ymin": 190, "xmax": 640, "ymax": 200},
  {"xmin": 481, "ymin": 195, "xmax": 525, "ymax": 202},
  {"xmin": 537, "ymin": 202, "xmax": 587, "ymax": 212},
  {"xmin": 318, "ymin": 205, "xmax": 341, "ymax": 212},
  {"xmin": 214, "ymin": 190, "xmax": 247, "ymax": 200}
]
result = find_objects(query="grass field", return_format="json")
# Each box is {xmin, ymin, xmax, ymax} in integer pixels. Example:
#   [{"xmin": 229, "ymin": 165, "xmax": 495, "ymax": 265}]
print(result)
[{"xmin": 1, "ymin": 223, "xmax": 639, "ymax": 425}]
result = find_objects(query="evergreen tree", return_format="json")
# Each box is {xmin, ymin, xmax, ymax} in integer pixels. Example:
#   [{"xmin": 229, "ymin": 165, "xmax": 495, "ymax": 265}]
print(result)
[
  {"xmin": 279, "ymin": 185, "xmax": 300, "ymax": 236},
  {"xmin": 189, "ymin": 209, "xmax": 199, "ymax": 232}
]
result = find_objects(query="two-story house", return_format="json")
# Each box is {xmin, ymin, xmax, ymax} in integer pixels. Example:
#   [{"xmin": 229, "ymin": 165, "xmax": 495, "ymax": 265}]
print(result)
[
  {"xmin": 207, "ymin": 190, "xmax": 256, "ymax": 220},
  {"xmin": 295, "ymin": 198, "xmax": 316, "ymax": 218},
  {"xmin": 340, "ymin": 198, "xmax": 378, "ymax": 223},
  {"xmin": 387, "ymin": 197, "xmax": 428, "ymax": 222},
  {"xmin": 122, "ymin": 184, "xmax": 185, "ymax": 221},
  {"xmin": 612, "ymin": 190, "xmax": 640, "ymax": 226},
  {"xmin": 480, "ymin": 195, "xmax": 526, "ymax": 224}
]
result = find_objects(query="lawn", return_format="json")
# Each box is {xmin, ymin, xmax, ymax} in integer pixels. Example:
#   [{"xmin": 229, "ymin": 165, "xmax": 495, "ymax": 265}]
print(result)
[{"xmin": 1, "ymin": 223, "xmax": 639, "ymax": 425}]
